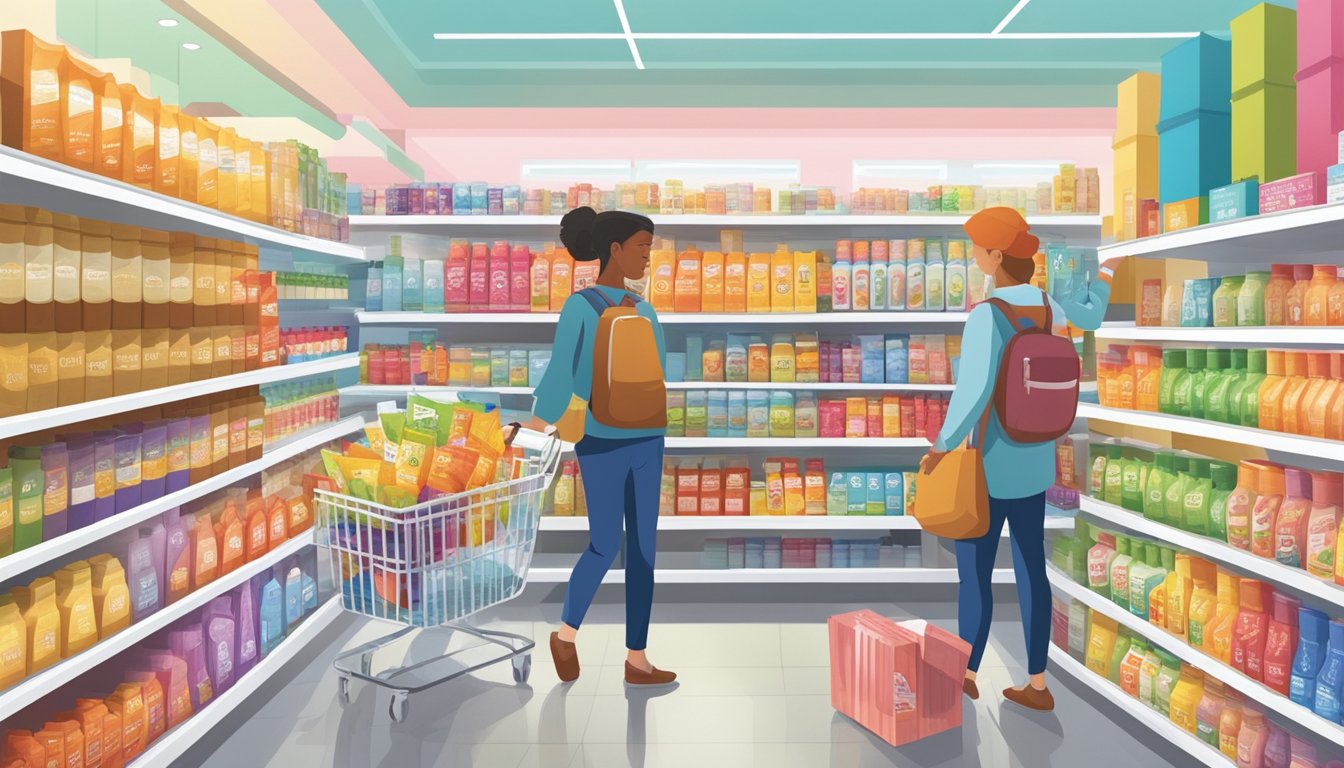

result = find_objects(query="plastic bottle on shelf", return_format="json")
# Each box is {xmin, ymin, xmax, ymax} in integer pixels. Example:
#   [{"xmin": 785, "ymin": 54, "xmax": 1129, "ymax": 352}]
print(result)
[
  {"xmin": 1120, "ymin": 444, "xmax": 1148, "ymax": 513},
  {"xmin": 869, "ymin": 240, "xmax": 888, "ymax": 311},
  {"xmin": 1280, "ymin": 352, "xmax": 1312, "ymax": 435},
  {"xmin": 1107, "ymin": 630, "xmax": 1132, "ymax": 683},
  {"xmin": 1257, "ymin": 350, "xmax": 1289, "ymax": 432},
  {"xmin": 1195, "ymin": 678, "xmax": 1226, "ymax": 748},
  {"xmin": 1330, "ymin": 265, "xmax": 1344, "ymax": 325},
  {"xmin": 1109, "ymin": 536, "xmax": 1134, "ymax": 609},
  {"xmin": 1144, "ymin": 450, "xmax": 1176, "ymax": 523},
  {"xmin": 1168, "ymin": 664, "xmax": 1203, "ymax": 734},
  {"xmin": 1164, "ymin": 552, "xmax": 1194, "ymax": 639},
  {"xmin": 831, "ymin": 242, "xmax": 851, "ymax": 312},
  {"xmin": 1307, "ymin": 353, "xmax": 1342, "ymax": 438},
  {"xmin": 1118, "ymin": 637, "xmax": 1147, "ymax": 697},
  {"xmin": 1164, "ymin": 453, "xmax": 1192, "ymax": 530},
  {"xmin": 906, "ymin": 239, "xmax": 925, "ymax": 311},
  {"xmin": 1251, "ymin": 465, "xmax": 1285, "ymax": 560},
  {"xmin": 1138, "ymin": 642, "xmax": 1162, "ymax": 708},
  {"xmin": 1265, "ymin": 264, "xmax": 1294, "ymax": 326},
  {"xmin": 1213, "ymin": 274, "xmax": 1243, "ymax": 327},
  {"xmin": 1312, "ymin": 619, "xmax": 1344, "ymax": 725},
  {"xmin": 1274, "ymin": 468, "xmax": 1312, "ymax": 568},
  {"xmin": 1305, "ymin": 471, "xmax": 1341, "ymax": 580},
  {"xmin": 1238, "ymin": 270, "xmax": 1270, "ymax": 327},
  {"xmin": 945, "ymin": 239, "xmax": 967, "ymax": 311},
  {"xmin": 1158, "ymin": 349, "xmax": 1187, "ymax": 415},
  {"xmin": 1236, "ymin": 707, "xmax": 1268, "ymax": 767},
  {"xmin": 1088, "ymin": 530, "xmax": 1119, "ymax": 596},
  {"xmin": 1208, "ymin": 461, "xmax": 1238, "ymax": 543},
  {"xmin": 1231, "ymin": 579, "xmax": 1270, "ymax": 681},
  {"xmin": 1182, "ymin": 458, "xmax": 1213, "ymax": 535},
  {"xmin": 1129, "ymin": 543, "xmax": 1167, "ymax": 622},
  {"xmin": 1207, "ymin": 569, "xmax": 1241, "ymax": 663},
  {"xmin": 1262, "ymin": 592, "xmax": 1301, "ymax": 696},
  {"xmin": 1217, "ymin": 690, "xmax": 1244, "ymax": 760},
  {"xmin": 1290, "ymin": 606, "xmax": 1330, "ymax": 708},
  {"xmin": 1177, "ymin": 349, "xmax": 1205, "ymax": 418},
  {"xmin": 1103, "ymin": 443, "xmax": 1126, "ymax": 508},
  {"xmin": 1235, "ymin": 349, "xmax": 1268, "ymax": 428},
  {"xmin": 1204, "ymin": 349, "xmax": 1239, "ymax": 423},
  {"xmin": 1286, "ymin": 264, "xmax": 1313, "ymax": 326},
  {"xmin": 1153, "ymin": 650, "xmax": 1182, "ymax": 716},
  {"xmin": 925, "ymin": 239, "xmax": 945, "ymax": 312},
  {"xmin": 1185, "ymin": 559, "xmax": 1218, "ymax": 649},
  {"xmin": 1305, "ymin": 264, "xmax": 1337, "ymax": 326},
  {"xmin": 887, "ymin": 240, "xmax": 906, "ymax": 311}
]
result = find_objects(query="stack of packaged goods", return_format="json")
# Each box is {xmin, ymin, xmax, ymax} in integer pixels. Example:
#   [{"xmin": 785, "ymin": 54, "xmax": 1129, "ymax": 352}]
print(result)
[
  {"xmin": 278, "ymin": 327, "xmax": 348, "ymax": 365},
  {"xmin": 1086, "ymin": 437, "xmax": 1344, "ymax": 582},
  {"xmin": 2, "ymin": 547, "xmax": 323, "ymax": 766},
  {"xmin": 1052, "ymin": 520, "xmax": 1344, "ymax": 731},
  {"xmin": 1135, "ymin": 263, "xmax": 1344, "ymax": 328},
  {"xmin": 670, "ymin": 332, "xmax": 959, "ymax": 385},
  {"xmin": 850, "ymin": 164, "xmax": 1101, "ymax": 215},
  {"xmin": 699, "ymin": 537, "xmax": 915, "ymax": 570},
  {"xmin": 666, "ymin": 389, "xmax": 945, "ymax": 441},
  {"xmin": 650, "ymin": 457, "xmax": 917, "ymax": 518},
  {"xmin": 0, "ymin": 31, "xmax": 349, "ymax": 241},
  {"xmin": 260, "ymin": 376, "xmax": 340, "ymax": 444},
  {"xmin": 275, "ymin": 272, "xmax": 350, "ymax": 302},
  {"xmin": 0, "ymin": 208, "xmax": 287, "ymax": 417}
]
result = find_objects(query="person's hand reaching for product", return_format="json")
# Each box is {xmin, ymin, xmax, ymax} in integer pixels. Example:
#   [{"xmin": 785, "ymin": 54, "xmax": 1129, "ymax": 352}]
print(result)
[{"xmin": 920, "ymin": 449, "xmax": 947, "ymax": 475}]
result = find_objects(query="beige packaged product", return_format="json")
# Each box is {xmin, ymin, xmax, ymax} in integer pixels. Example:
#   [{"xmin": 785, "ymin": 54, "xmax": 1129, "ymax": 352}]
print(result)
[
  {"xmin": 56, "ymin": 330, "xmax": 85, "ymax": 407},
  {"xmin": 178, "ymin": 113, "xmax": 198, "ymax": 203},
  {"xmin": 118, "ymin": 84, "xmax": 156, "ymax": 189},
  {"xmin": 84, "ymin": 328, "xmax": 112, "ymax": 402},
  {"xmin": 167, "ymin": 327, "xmax": 191, "ymax": 386},
  {"xmin": 196, "ymin": 118, "xmax": 219, "ymax": 208},
  {"xmin": 111, "ymin": 327, "xmax": 141, "ymax": 396},
  {"xmin": 250, "ymin": 140, "xmax": 269, "ymax": 223},
  {"xmin": 24, "ymin": 208, "xmax": 56, "ymax": 411},
  {"xmin": 110, "ymin": 224, "xmax": 142, "ymax": 332},
  {"xmin": 141, "ymin": 229, "xmax": 170, "ymax": 391},
  {"xmin": 0, "ymin": 205, "xmax": 27, "ymax": 416},
  {"xmin": 217, "ymin": 127, "xmax": 237, "ymax": 215},
  {"xmin": 94, "ymin": 72, "xmax": 122, "ymax": 180},
  {"xmin": 53, "ymin": 212, "xmax": 84, "ymax": 407},
  {"xmin": 61, "ymin": 55, "xmax": 98, "ymax": 173},
  {"xmin": 234, "ymin": 134, "xmax": 252, "ymax": 220},
  {"xmin": 155, "ymin": 105, "xmax": 181, "ymax": 199},
  {"xmin": 0, "ymin": 30, "xmax": 63, "ymax": 161},
  {"xmin": 80, "ymin": 218, "xmax": 112, "ymax": 332},
  {"xmin": 189, "ymin": 326, "xmax": 212, "ymax": 382},
  {"xmin": 168, "ymin": 232, "xmax": 194, "ymax": 327}
]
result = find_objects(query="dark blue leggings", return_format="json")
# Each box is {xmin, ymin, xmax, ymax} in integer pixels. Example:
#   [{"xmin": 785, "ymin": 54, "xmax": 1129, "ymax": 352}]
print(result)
[
  {"xmin": 561, "ymin": 434, "xmax": 664, "ymax": 651},
  {"xmin": 955, "ymin": 492, "xmax": 1050, "ymax": 676}
]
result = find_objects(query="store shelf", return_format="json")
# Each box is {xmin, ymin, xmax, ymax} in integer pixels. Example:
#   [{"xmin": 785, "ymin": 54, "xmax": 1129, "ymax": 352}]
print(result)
[
  {"xmin": 1094, "ymin": 322, "xmax": 1344, "ymax": 346},
  {"xmin": 341, "ymin": 382, "xmax": 954, "ymax": 399},
  {"xmin": 355, "ymin": 311, "xmax": 970, "ymax": 326},
  {"xmin": 0, "ymin": 535, "xmax": 313, "ymax": 722},
  {"xmin": 350, "ymin": 213, "xmax": 1102, "ymax": 230},
  {"xmin": 1099, "ymin": 201, "xmax": 1344, "ymax": 264},
  {"xmin": 540, "ymin": 515, "xmax": 1075, "ymax": 533},
  {"xmin": 0, "ymin": 146, "xmax": 365, "ymax": 261},
  {"xmin": 1076, "ymin": 403, "xmax": 1344, "ymax": 464},
  {"xmin": 129, "ymin": 597, "xmax": 343, "ymax": 768},
  {"xmin": 1048, "ymin": 564, "xmax": 1344, "ymax": 749},
  {"xmin": 1078, "ymin": 496, "xmax": 1344, "ymax": 610},
  {"xmin": 526, "ymin": 566, "xmax": 1015, "ymax": 584},
  {"xmin": 1046, "ymin": 646, "xmax": 1223, "ymax": 767},
  {"xmin": 0, "ymin": 416, "xmax": 364, "ymax": 585},
  {"xmin": 0, "ymin": 354, "xmax": 359, "ymax": 442},
  {"xmin": 664, "ymin": 437, "xmax": 930, "ymax": 449}
]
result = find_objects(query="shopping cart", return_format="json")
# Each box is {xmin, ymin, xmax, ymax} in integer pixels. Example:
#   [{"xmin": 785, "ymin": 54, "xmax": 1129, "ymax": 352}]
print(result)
[{"xmin": 314, "ymin": 426, "xmax": 562, "ymax": 722}]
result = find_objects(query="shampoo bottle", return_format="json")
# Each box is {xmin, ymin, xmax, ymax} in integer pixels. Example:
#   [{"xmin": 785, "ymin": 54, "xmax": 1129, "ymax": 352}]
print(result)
[
  {"xmin": 54, "ymin": 560, "xmax": 98, "ymax": 656},
  {"xmin": 13, "ymin": 577, "xmax": 60, "ymax": 673},
  {"xmin": 259, "ymin": 577, "xmax": 284, "ymax": 656},
  {"xmin": 1251, "ymin": 465, "xmax": 1286, "ymax": 560},
  {"xmin": 1232, "ymin": 579, "xmax": 1270, "ymax": 682},
  {"xmin": 1262, "ymin": 592, "xmax": 1300, "ymax": 696},
  {"xmin": 1274, "ymin": 468, "xmax": 1312, "ymax": 567},
  {"xmin": 88, "ymin": 553, "xmax": 131, "ymax": 636},
  {"xmin": 1227, "ymin": 461, "xmax": 1261, "ymax": 551},
  {"xmin": 1314, "ymin": 619, "xmax": 1344, "ymax": 722},
  {"xmin": 1208, "ymin": 461, "xmax": 1238, "ymax": 543},
  {"xmin": 1305, "ymin": 471, "xmax": 1341, "ymax": 580},
  {"xmin": 1290, "ymin": 606, "xmax": 1330, "ymax": 708}
]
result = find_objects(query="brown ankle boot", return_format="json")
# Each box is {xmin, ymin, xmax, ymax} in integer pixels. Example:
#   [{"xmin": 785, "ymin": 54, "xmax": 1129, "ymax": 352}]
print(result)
[
  {"xmin": 963, "ymin": 678, "xmax": 979, "ymax": 700},
  {"xmin": 624, "ymin": 661, "xmax": 677, "ymax": 686},
  {"xmin": 1003, "ymin": 685, "xmax": 1054, "ymax": 712},
  {"xmin": 550, "ymin": 632, "xmax": 580, "ymax": 683}
]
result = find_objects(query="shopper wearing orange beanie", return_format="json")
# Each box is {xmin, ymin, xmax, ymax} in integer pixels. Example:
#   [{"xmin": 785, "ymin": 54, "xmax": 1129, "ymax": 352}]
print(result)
[{"xmin": 921, "ymin": 207, "xmax": 1123, "ymax": 711}]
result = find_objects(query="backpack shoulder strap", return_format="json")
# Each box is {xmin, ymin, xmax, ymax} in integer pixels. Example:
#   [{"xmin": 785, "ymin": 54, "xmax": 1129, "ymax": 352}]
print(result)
[
  {"xmin": 983, "ymin": 297, "xmax": 1033, "ymax": 333},
  {"xmin": 1039, "ymin": 289, "xmax": 1055, "ymax": 333},
  {"xmin": 577, "ymin": 287, "xmax": 615, "ymax": 314}
]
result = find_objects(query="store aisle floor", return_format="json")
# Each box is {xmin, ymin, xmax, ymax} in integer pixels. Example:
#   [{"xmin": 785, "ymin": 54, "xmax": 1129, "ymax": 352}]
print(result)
[{"xmin": 193, "ymin": 599, "xmax": 1199, "ymax": 768}]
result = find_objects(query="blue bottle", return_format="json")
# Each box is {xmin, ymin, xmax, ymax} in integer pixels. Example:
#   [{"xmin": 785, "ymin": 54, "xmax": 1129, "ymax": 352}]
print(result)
[
  {"xmin": 365, "ymin": 262, "xmax": 383, "ymax": 312},
  {"xmin": 285, "ymin": 567, "xmax": 303, "ymax": 629},
  {"xmin": 1290, "ymin": 606, "xmax": 1330, "ymax": 708},
  {"xmin": 258, "ymin": 577, "xmax": 284, "ymax": 656},
  {"xmin": 1314, "ymin": 619, "xmax": 1344, "ymax": 723}
]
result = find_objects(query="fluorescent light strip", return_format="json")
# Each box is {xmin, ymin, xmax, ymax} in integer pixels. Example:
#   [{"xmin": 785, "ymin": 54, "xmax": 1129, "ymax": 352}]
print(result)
[
  {"xmin": 612, "ymin": 0, "xmax": 646, "ymax": 70},
  {"xmin": 992, "ymin": 0, "xmax": 1034, "ymax": 35},
  {"xmin": 434, "ymin": 31, "xmax": 1200, "ymax": 42}
]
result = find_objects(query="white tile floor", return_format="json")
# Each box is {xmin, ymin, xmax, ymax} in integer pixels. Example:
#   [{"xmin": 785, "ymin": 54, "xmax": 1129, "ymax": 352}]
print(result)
[{"xmin": 188, "ymin": 598, "xmax": 1202, "ymax": 768}]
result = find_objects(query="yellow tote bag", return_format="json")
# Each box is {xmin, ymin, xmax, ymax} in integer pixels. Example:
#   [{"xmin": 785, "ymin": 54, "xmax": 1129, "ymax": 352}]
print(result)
[
  {"xmin": 553, "ymin": 394, "xmax": 588, "ymax": 444},
  {"xmin": 912, "ymin": 409, "xmax": 990, "ymax": 540}
]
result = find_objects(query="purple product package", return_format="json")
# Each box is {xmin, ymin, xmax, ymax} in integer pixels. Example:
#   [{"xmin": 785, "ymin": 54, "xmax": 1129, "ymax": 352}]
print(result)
[
  {"xmin": 437, "ymin": 183, "xmax": 454, "ymax": 215},
  {"xmin": 139, "ymin": 423, "xmax": 168, "ymax": 503},
  {"xmin": 170, "ymin": 625, "xmax": 215, "ymax": 710},
  {"xmin": 93, "ymin": 432, "xmax": 117, "ymax": 523},
  {"xmin": 39, "ymin": 443, "xmax": 69, "ymax": 540},
  {"xmin": 66, "ymin": 440, "xmax": 96, "ymax": 531},
  {"xmin": 113, "ymin": 433, "xmax": 143, "ymax": 513},
  {"xmin": 165, "ymin": 417, "xmax": 191, "ymax": 494},
  {"xmin": 125, "ymin": 533, "xmax": 162, "ymax": 621},
  {"xmin": 232, "ymin": 579, "xmax": 260, "ymax": 678},
  {"xmin": 204, "ymin": 596, "xmax": 238, "ymax": 694}
]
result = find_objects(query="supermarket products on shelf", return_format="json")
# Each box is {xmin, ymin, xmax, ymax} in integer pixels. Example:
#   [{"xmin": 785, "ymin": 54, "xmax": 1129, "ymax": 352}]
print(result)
[
  {"xmin": 1114, "ymin": 73, "xmax": 1162, "ymax": 242},
  {"xmin": 0, "ymin": 31, "xmax": 349, "ymax": 243},
  {"xmin": 278, "ymin": 328, "xmax": 348, "ymax": 365},
  {"xmin": 1261, "ymin": 173, "xmax": 1325, "ymax": 214},
  {"xmin": 700, "ymin": 537, "xmax": 909, "ymax": 569},
  {"xmin": 524, "ymin": 567, "xmax": 1017, "ymax": 585},
  {"xmin": 260, "ymin": 376, "xmax": 340, "ymax": 443},
  {"xmin": 1229, "ymin": 3, "xmax": 1299, "ymax": 191},
  {"xmin": 1209, "ymin": 179, "xmax": 1261, "ymax": 223},
  {"xmin": 1157, "ymin": 34, "xmax": 1232, "ymax": 206},
  {"xmin": 664, "ymin": 389, "xmax": 946, "ymax": 441},
  {"xmin": 1296, "ymin": 0, "xmax": 1344, "ymax": 190},
  {"xmin": 275, "ymin": 273, "xmax": 350, "ymax": 301}
]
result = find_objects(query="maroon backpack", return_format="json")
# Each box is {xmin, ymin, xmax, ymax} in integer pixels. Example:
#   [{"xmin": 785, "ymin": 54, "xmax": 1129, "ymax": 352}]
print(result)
[{"xmin": 984, "ymin": 293, "xmax": 1080, "ymax": 444}]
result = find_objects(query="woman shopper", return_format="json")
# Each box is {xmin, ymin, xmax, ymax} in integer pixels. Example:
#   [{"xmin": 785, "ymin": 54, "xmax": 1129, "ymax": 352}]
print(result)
[
  {"xmin": 920, "ymin": 207, "xmax": 1120, "ymax": 711},
  {"xmin": 532, "ymin": 206, "xmax": 676, "ymax": 687}
]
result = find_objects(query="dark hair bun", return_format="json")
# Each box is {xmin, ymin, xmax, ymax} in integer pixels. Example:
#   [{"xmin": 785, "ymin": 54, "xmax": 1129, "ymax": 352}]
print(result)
[{"xmin": 559, "ymin": 206, "xmax": 599, "ymax": 261}]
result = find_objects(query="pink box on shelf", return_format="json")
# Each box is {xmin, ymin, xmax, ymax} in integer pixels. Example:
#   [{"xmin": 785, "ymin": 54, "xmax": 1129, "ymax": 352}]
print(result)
[
  {"xmin": 1297, "ymin": 60, "xmax": 1344, "ymax": 180},
  {"xmin": 1298, "ymin": 0, "xmax": 1344, "ymax": 73},
  {"xmin": 1260, "ymin": 171, "xmax": 1324, "ymax": 212},
  {"xmin": 828, "ymin": 610, "xmax": 972, "ymax": 747}
]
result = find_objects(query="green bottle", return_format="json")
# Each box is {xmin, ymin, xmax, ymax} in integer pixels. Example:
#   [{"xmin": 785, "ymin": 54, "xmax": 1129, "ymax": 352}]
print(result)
[
  {"xmin": 1165, "ymin": 454, "xmax": 1191, "ymax": 529},
  {"xmin": 1237, "ymin": 348, "xmax": 1268, "ymax": 428},
  {"xmin": 1208, "ymin": 461, "xmax": 1237, "ymax": 543},
  {"xmin": 1154, "ymin": 650, "xmax": 1183, "ymax": 716},
  {"xmin": 1209, "ymin": 348, "xmax": 1245, "ymax": 424},
  {"xmin": 1182, "ymin": 458, "xmax": 1213, "ymax": 536},
  {"xmin": 1103, "ymin": 443, "xmax": 1126, "ymax": 507},
  {"xmin": 1121, "ymin": 448, "xmax": 1149, "ymax": 513},
  {"xmin": 1071, "ymin": 523, "xmax": 1093, "ymax": 585},
  {"xmin": 1180, "ymin": 349, "xmax": 1206, "ymax": 419},
  {"xmin": 1089, "ymin": 441, "xmax": 1113, "ymax": 498},
  {"xmin": 1109, "ymin": 630, "xmax": 1133, "ymax": 684},
  {"xmin": 1129, "ymin": 543, "xmax": 1166, "ymax": 619},
  {"xmin": 1110, "ymin": 536, "xmax": 1134, "ymax": 609},
  {"xmin": 1159, "ymin": 349, "xmax": 1188, "ymax": 415},
  {"xmin": 1145, "ymin": 450, "xmax": 1177, "ymax": 522}
]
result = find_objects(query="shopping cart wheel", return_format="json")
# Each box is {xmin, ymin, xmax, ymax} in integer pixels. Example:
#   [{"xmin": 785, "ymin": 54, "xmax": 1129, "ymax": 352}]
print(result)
[
  {"xmin": 337, "ymin": 674, "xmax": 352, "ymax": 706},
  {"xmin": 389, "ymin": 691, "xmax": 409, "ymax": 723},
  {"xmin": 511, "ymin": 653, "xmax": 532, "ymax": 684}
]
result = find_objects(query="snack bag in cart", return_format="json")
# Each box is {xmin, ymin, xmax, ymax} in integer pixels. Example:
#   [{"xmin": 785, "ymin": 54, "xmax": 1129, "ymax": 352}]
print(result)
[{"xmin": 828, "ymin": 610, "xmax": 972, "ymax": 746}]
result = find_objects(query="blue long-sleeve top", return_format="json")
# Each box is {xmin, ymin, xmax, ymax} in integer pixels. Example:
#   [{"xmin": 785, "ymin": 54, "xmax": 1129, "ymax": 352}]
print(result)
[
  {"xmin": 533, "ymin": 285, "xmax": 668, "ymax": 440},
  {"xmin": 934, "ymin": 276, "xmax": 1113, "ymax": 499}
]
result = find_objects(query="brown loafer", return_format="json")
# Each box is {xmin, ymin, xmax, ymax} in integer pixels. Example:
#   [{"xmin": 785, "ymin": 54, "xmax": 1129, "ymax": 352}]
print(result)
[
  {"xmin": 550, "ymin": 633, "xmax": 580, "ymax": 683},
  {"xmin": 1003, "ymin": 685, "xmax": 1054, "ymax": 712},
  {"xmin": 963, "ymin": 678, "xmax": 979, "ymax": 700},
  {"xmin": 624, "ymin": 661, "xmax": 677, "ymax": 686}
]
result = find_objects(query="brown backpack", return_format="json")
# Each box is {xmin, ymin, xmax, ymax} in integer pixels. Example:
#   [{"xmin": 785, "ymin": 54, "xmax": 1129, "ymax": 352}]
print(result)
[{"xmin": 579, "ymin": 289, "xmax": 667, "ymax": 429}]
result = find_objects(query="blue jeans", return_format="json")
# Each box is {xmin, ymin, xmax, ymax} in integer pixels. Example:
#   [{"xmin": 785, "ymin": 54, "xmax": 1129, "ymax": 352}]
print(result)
[
  {"xmin": 561, "ymin": 434, "xmax": 664, "ymax": 651},
  {"xmin": 955, "ymin": 492, "xmax": 1050, "ymax": 676}
]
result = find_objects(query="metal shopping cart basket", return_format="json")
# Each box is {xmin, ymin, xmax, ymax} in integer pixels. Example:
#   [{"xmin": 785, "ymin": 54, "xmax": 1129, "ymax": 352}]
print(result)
[{"xmin": 314, "ymin": 426, "xmax": 562, "ymax": 722}]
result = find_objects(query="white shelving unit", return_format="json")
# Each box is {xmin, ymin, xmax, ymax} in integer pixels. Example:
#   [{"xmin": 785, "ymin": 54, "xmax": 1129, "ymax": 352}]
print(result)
[
  {"xmin": 1094, "ymin": 322, "xmax": 1344, "ymax": 346},
  {"xmin": 1098, "ymin": 201, "xmax": 1344, "ymax": 264},
  {"xmin": 1047, "ymin": 646, "xmax": 1225, "ymax": 767},
  {"xmin": 1049, "ymin": 565, "xmax": 1344, "ymax": 749},
  {"xmin": 0, "ymin": 354, "xmax": 359, "ymax": 442},
  {"xmin": 540, "ymin": 515, "xmax": 1075, "ymax": 533},
  {"xmin": 356, "ymin": 311, "xmax": 970, "ymax": 326},
  {"xmin": 526, "ymin": 566, "xmax": 1016, "ymax": 584},
  {"xmin": 0, "ymin": 535, "xmax": 314, "ymax": 722},
  {"xmin": 350, "ymin": 213, "xmax": 1103, "ymax": 230},
  {"xmin": 1078, "ymin": 496, "xmax": 1344, "ymax": 610},
  {"xmin": 129, "ymin": 598, "xmax": 344, "ymax": 767},
  {"xmin": 0, "ymin": 147, "xmax": 365, "ymax": 261},
  {"xmin": 1077, "ymin": 403, "xmax": 1344, "ymax": 464},
  {"xmin": 0, "ymin": 416, "xmax": 364, "ymax": 584}
]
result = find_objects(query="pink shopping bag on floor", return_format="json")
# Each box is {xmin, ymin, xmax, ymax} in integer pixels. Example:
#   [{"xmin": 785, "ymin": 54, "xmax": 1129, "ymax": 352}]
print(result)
[{"xmin": 828, "ymin": 610, "xmax": 972, "ymax": 746}]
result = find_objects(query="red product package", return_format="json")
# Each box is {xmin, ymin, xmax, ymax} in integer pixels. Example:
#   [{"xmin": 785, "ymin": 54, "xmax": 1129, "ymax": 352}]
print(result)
[
  {"xmin": 828, "ymin": 610, "xmax": 972, "ymax": 747},
  {"xmin": 900, "ymin": 400, "xmax": 916, "ymax": 438},
  {"xmin": 913, "ymin": 395, "xmax": 927, "ymax": 439}
]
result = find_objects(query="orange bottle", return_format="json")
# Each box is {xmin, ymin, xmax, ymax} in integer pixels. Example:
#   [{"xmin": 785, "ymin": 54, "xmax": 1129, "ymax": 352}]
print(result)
[
  {"xmin": 1329, "ymin": 266, "xmax": 1344, "ymax": 325},
  {"xmin": 1265, "ymin": 265, "xmax": 1294, "ymax": 325},
  {"xmin": 1135, "ymin": 346, "xmax": 1162, "ymax": 412},
  {"xmin": 267, "ymin": 495, "xmax": 289, "ymax": 549},
  {"xmin": 244, "ymin": 493, "xmax": 268, "ymax": 561},
  {"xmin": 1258, "ymin": 351, "xmax": 1289, "ymax": 432},
  {"xmin": 701, "ymin": 251, "xmax": 725, "ymax": 312},
  {"xmin": 1327, "ymin": 354, "xmax": 1344, "ymax": 440},
  {"xmin": 1286, "ymin": 264, "xmax": 1312, "ymax": 326},
  {"xmin": 191, "ymin": 513, "xmax": 218, "ymax": 590},
  {"xmin": 547, "ymin": 248, "xmax": 573, "ymax": 312},
  {"xmin": 214, "ymin": 500, "xmax": 245, "ymax": 575},
  {"xmin": 1116, "ymin": 347, "xmax": 1137, "ymax": 410},
  {"xmin": 673, "ymin": 246, "xmax": 703, "ymax": 313},
  {"xmin": 647, "ymin": 248, "xmax": 674, "ymax": 313},
  {"xmin": 724, "ymin": 252, "xmax": 747, "ymax": 313},
  {"xmin": 1305, "ymin": 265, "xmax": 1337, "ymax": 326},
  {"xmin": 1279, "ymin": 352, "xmax": 1311, "ymax": 435},
  {"xmin": 1306, "ymin": 355, "xmax": 1338, "ymax": 438}
]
